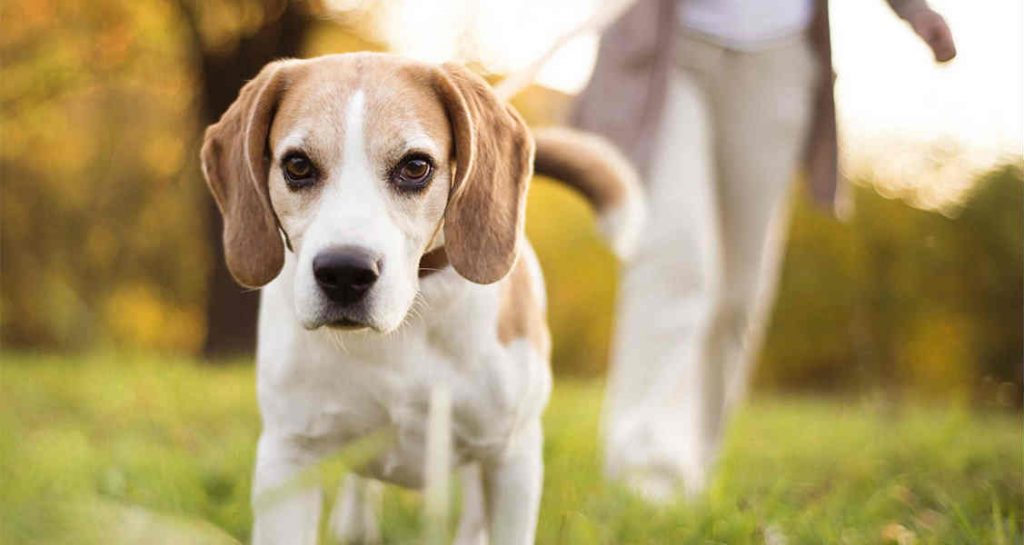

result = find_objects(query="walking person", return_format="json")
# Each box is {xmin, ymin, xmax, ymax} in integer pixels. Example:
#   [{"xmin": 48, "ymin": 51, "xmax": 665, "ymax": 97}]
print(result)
[{"xmin": 574, "ymin": 0, "xmax": 957, "ymax": 500}]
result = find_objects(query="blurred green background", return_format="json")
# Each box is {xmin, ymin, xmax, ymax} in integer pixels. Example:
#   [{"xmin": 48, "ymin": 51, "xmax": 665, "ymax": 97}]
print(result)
[
  {"xmin": 1, "ymin": 1, "xmax": 1021, "ymax": 544},
  {"xmin": 2, "ymin": 0, "xmax": 1020, "ymax": 404}
]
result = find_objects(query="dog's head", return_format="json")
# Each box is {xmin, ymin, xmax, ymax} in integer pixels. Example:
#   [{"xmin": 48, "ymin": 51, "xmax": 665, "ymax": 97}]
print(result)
[{"xmin": 201, "ymin": 53, "xmax": 533, "ymax": 333}]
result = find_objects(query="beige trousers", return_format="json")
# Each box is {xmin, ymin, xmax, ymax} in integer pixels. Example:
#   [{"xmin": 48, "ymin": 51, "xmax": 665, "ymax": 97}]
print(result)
[{"xmin": 603, "ymin": 31, "xmax": 819, "ymax": 500}]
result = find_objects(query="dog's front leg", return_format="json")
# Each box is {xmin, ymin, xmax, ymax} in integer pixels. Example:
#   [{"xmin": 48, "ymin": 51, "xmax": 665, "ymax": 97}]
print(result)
[
  {"xmin": 482, "ymin": 421, "xmax": 544, "ymax": 545},
  {"xmin": 453, "ymin": 463, "xmax": 487, "ymax": 545},
  {"xmin": 252, "ymin": 432, "xmax": 323, "ymax": 545},
  {"xmin": 330, "ymin": 474, "xmax": 383, "ymax": 544}
]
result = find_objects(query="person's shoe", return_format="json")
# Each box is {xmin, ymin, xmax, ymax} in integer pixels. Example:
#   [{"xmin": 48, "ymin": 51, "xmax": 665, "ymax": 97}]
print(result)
[{"xmin": 613, "ymin": 458, "xmax": 709, "ymax": 504}]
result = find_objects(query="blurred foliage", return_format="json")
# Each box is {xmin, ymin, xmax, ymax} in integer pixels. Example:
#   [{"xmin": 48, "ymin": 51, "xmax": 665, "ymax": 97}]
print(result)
[
  {"xmin": 1, "ymin": 0, "xmax": 206, "ymax": 350},
  {"xmin": 756, "ymin": 163, "xmax": 1023, "ymax": 404},
  {"xmin": 1, "ymin": 0, "xmax": 1021, "ymax": 403}
]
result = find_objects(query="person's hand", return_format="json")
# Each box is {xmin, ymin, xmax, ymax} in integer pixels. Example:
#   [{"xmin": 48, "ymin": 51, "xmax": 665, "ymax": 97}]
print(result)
[{"xmin": 907, "ymin": 9, "xmax": 957, "ymax": 63}]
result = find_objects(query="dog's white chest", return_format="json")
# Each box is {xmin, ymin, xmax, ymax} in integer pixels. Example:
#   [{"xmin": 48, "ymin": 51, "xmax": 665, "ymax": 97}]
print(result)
[{"xmin": 257, "ymin": 290, "xmax": 549, "ymax": 489}]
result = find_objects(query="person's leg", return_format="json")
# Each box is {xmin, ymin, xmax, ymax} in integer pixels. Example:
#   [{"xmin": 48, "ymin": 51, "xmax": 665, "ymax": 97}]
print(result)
[
  {"xmin": 704, "ymin": 36, "xmax": 820, "ymax": 442},
  {"xmin": 602, "ymin": 40, "xmax": 722, "ymax": 501}
]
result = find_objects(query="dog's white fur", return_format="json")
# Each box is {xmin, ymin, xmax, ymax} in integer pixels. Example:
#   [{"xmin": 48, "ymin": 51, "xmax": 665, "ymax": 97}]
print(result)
[
  {"xmin": 202, "ymin": 53, "xmax": 642, "ymax": 545},
  {"xmin": 255, "ymin": 249, "xmax": 550, "ymax": 545}
]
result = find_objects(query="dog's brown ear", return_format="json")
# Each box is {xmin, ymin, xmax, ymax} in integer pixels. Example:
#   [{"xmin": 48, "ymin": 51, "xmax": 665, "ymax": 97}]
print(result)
[
  {"xmin": 200, "ymin": 61, "xmax": 293, "ymax": 289},
  {"xmin": 434, "ymin": 63, "xmax": 534, "ymax": 284}
]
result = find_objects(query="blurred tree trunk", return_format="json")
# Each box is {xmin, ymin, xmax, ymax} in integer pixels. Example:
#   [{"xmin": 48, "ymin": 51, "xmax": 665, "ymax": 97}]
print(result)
[{"xmin": 175, "ymin": 1, "xmax": 313, "ymax": 358}]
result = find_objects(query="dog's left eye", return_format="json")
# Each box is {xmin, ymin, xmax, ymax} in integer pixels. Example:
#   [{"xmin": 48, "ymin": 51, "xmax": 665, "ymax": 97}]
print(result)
[{"xmin": 390, "ymin": 155, "xmax": 434, "ymax": 191}]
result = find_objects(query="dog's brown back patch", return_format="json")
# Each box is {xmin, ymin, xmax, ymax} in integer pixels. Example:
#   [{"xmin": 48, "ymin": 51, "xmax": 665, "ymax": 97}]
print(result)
[{"xmin": 497, "ymin": 256, "xmax": 550, "ymax": 356}]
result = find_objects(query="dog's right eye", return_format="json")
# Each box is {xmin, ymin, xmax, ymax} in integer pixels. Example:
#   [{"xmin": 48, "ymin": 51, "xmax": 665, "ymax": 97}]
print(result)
[{"xmin": 282, "ymin": 154, "xmax": 317, "ymax": 189}]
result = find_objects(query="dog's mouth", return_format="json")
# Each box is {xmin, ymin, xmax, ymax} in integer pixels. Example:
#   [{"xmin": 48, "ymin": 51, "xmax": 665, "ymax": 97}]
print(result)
[
  {"xmin": 303, "ymin": 306, "xmax": 377, "ymax": 332},
  {"xmin": 303, "ymin": 288, "xmax": 413, "ymax": 335},
  {"xmin": 325, "ymin": 317, "xmax": 371, "ymax": 331}
]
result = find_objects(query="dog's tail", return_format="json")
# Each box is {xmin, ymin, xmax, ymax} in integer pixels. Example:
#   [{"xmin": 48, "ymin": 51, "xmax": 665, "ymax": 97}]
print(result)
[{"xmin": 532, "ymin": 127, "xmax": 646, "ymax": 260}]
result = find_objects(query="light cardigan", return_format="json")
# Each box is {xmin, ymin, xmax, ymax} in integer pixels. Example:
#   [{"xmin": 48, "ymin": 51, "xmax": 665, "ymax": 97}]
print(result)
[{"xmin": 571, "ymin": 0, "xmax": 932, "ymax": 214}]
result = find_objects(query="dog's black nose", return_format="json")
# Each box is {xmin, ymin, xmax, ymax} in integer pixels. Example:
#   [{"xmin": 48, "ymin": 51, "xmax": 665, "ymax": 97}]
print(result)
[{"xmin": 312, "ymin": 247, "xmax": 381, "ymax": 304}]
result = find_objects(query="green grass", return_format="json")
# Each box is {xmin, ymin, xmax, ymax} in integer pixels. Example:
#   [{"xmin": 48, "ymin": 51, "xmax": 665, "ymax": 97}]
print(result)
[{"xmin": 1, "ymin": 353, "xmax": 1020, "ymax": 544}]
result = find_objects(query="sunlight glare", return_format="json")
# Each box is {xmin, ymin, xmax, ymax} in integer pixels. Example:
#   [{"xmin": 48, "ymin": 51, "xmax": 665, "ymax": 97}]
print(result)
[{"xmin": 380, "ymin": 0, "xmax": 1022, "ymax": 209}]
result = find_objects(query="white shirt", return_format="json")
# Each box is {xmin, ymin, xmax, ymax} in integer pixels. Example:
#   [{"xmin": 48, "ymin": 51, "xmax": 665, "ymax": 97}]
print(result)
[{"xmin": 679, "ymin": 0, "xmax": 815, "ymax": 50}]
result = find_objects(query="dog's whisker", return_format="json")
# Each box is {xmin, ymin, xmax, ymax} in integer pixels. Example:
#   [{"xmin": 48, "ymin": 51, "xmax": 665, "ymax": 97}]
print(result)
[
  {"xmin": 409, "ymin": 297, "xmax": 425, "ymax": 318},
  {"xmin": 329, "ymin": 329, "xmax": 349, "ymax": 354},
  {"xmin": 416, "ymin": 291, "xmax": 432, "ymax": 312},
  {"xmin": 325, "ymin": 331, "xmax": 339, "ymax": 352},
  {"xmin": 396, "ymin": 293, "xmax": 429, "ymax": 332}
]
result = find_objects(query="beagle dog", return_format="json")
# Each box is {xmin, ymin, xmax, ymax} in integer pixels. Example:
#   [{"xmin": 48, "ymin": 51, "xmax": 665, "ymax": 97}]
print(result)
[{"xmin": 201, "ymin": 52, "xmax": 643, "ymax": 545}]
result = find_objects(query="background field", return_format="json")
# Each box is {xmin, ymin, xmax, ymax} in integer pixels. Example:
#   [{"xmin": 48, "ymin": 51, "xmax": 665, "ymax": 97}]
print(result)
[
  {"xmin": 2, "ymin": 353, "xmax": 1020, "ymax": 544},
  {"xmin": 2, "ymin": 0, "xmax": 1021, "ymax": 404},
  {"xmin": 2, "ymin": 2, "xmax": 1022, "ymax": 544}
]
